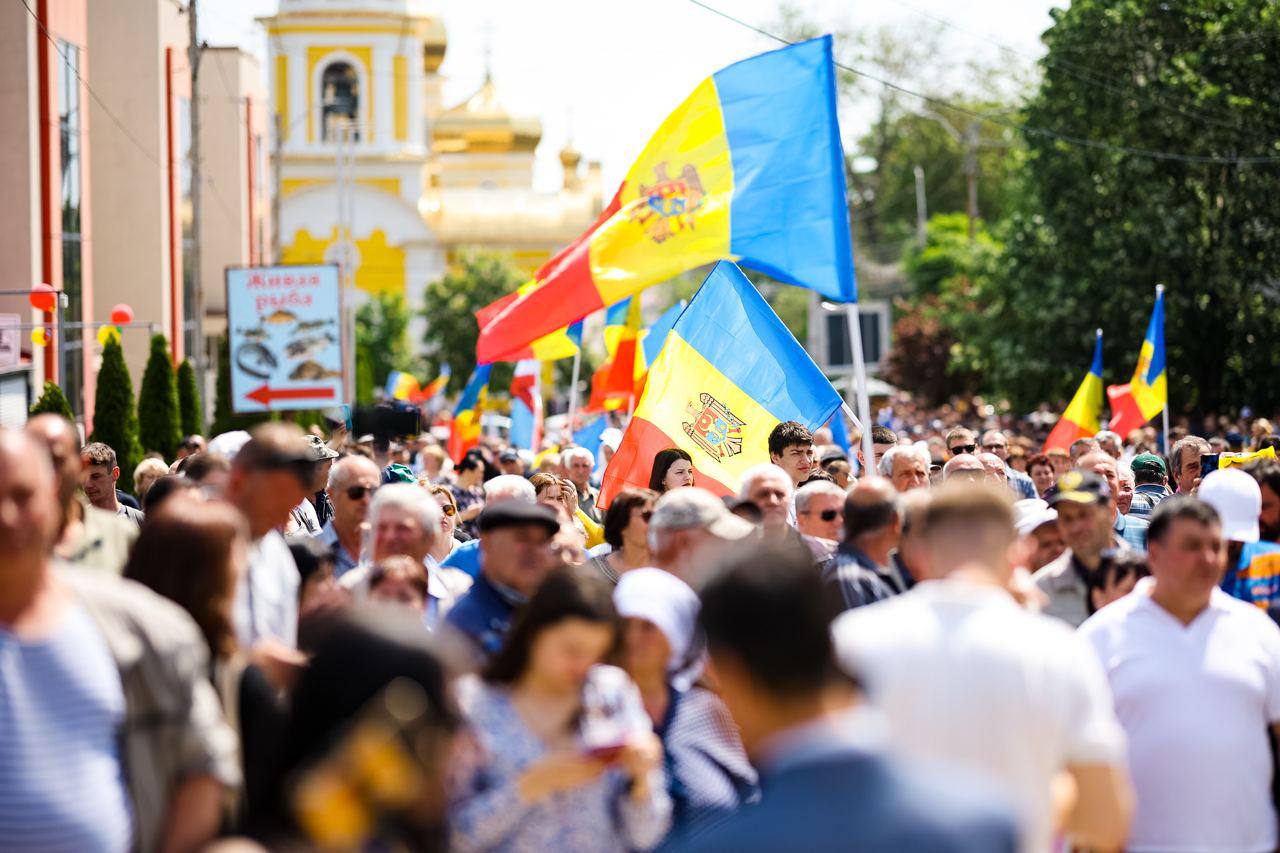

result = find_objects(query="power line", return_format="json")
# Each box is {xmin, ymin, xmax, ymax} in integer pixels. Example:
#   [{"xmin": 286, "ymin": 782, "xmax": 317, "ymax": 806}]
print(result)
[
  {"xmin": 684, "ymin": 0, "xmax": 1280, "ymax": 167},
  {"xmin": 879, "ymin": 0, "xmax": 1280, "ymax": 138},
  {"xmin": 20, "ymin": 0, "xmax": 164, "ymax": 169}
]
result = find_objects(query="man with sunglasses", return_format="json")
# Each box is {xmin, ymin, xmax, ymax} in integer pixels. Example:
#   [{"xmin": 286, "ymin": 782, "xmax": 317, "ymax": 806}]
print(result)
[
  {"xmin": 981, "ymin": 430, "xmax": 1037, "ymax": 500},
  {"xmin": 317, "ymin": 455, "xmax": 382, "ymax": 577},
  {"xmin": 224, "ymin": 423, "xmax": 317, "ymax": 649},
  {"xmin": 944, "ymin": 427, "xmax": 979, "ymax": 460},
  {"xmin": 795, "ymin": 481, "xmax": 846, "ymax": 559}
]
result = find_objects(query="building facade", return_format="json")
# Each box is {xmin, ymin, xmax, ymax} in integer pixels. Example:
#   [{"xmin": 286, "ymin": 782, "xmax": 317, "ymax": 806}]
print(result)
[
  {"xmin": 0, "ymin": 0, "xmax": 95, "ymax": 426},
  {"xmin": 260, "ymin": 0, "xmax": 603, "ymax": 327}
]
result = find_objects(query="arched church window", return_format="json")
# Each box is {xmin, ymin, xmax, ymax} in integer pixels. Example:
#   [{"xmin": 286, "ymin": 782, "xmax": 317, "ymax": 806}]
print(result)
[{"xmin": 321, "ymin": 61, "xmax": 360, "ymax": 141}]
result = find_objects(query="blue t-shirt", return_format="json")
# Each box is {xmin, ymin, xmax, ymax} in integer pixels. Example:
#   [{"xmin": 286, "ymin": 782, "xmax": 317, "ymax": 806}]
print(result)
[
  {"xmin": 441, "ymin": 538, "xmax": 482, "ymax": 579},
  {"xmin": 1223, "ymin": 539, "xmax": 1280, "ymax": 611},
  {"xmin": 0, "ymin": 604, "xmax": 133, "ymax": 852}
]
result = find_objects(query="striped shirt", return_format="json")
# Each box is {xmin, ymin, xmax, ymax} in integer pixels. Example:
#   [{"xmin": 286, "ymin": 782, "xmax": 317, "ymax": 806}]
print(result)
[{"xmin": 0, "ymin": 604, "xmax": 133, "ymax": 852}]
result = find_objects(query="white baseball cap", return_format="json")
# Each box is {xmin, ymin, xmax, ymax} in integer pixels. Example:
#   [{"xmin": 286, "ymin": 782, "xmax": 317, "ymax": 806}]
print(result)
[{"xmin": 1199, "ymin": 468, "xmax": 1261, "ymax": 543}]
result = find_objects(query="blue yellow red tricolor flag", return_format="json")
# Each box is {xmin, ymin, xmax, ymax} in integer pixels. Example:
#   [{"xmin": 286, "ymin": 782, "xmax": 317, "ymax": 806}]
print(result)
[
  {"xmin": 598, "ymin": 262, "xmax": 842, "ymax": 506},
  {"xmin": 385, "ymin": 365, "xmax": 451, "ymax": 404},
  {"xmin": 1107, "ymin": 287, "xmax": 1167, "ymax": 440},
  {"xmin": 509, "ymin": 360, "xmax": 543, "ymax": 451},
  {"xmin": 475, "ymin": 36, "xmax": 855, "ymax": 364},
  {"xmin": 1045, "ymin": 330, "xmax": 1104, "ymax": 453},
  {"xmin": 448, "ymin": 365, "xmax": 491, "ymax": 461}
]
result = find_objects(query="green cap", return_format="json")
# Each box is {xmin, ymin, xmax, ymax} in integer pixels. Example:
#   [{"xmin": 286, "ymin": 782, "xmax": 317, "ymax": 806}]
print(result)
[
  {"xmin": 381, "ymin": 463, "xmax": 417, "ymax": 484},
  {"xmin": 1131, "ymin": 453, "xmax": 1166, "ymax": 478}
]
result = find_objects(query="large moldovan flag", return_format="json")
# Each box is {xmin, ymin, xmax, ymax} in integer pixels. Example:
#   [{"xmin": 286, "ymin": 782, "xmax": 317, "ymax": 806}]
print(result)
[
  {"xmin": 1106, "ymin": 287, "xmax": 1167, "ymax": 439},
  {"xmin": 475, "ymin": 35, "xmax": 856, "ymax": 364},
  {"xmin": 598, "ymin": 262, "xmax": 842, "ymax": 506},
  {"xmin": 1044, "ymin": 330, "xmax": 1104, "ymax": 453}
]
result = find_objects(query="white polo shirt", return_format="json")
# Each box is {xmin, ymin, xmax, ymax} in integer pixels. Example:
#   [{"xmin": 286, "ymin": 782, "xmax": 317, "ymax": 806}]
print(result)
[
  {"xmin": 832, "ymin": 579, "xmax": 1126, "ymax": 853},
  {"xmin": 1080, "ymin": 578, "xmax": 1280, "ymax": 852}
]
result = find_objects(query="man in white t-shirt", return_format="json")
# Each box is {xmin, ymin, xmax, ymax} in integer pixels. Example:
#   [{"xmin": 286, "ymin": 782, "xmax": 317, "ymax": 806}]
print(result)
[
  {"xmin": 832, "ymin": 481, "xmax": 1132, "ymax": 853},
  {"xmin": 1080, "ymin": 496, "xmax": 1280, "ymax": 852}
]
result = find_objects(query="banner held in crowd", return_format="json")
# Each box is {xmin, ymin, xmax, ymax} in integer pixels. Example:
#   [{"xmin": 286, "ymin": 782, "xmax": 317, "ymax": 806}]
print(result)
[
  {"xmin": 1044, "ymin": 329, "xmax": 1104, "ymax": 453},
  {"xmin": 598, "ymin": 261, "xmax": 843, "ymax": 506},
  {"xmin": 475, "ymin": 35, "xmax": 856, "ymax": 364}
]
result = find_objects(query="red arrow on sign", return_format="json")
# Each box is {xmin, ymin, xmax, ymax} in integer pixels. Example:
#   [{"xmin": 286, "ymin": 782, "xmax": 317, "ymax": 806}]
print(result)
[{"xmin": 245, "ymin": 385, "xmax": 337, "ymax": 406}]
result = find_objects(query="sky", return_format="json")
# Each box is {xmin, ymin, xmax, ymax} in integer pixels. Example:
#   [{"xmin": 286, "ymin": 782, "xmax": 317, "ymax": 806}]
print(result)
[{"xmin": 200, "ymin": 0, "xmax": 1065, "ymax": 192}]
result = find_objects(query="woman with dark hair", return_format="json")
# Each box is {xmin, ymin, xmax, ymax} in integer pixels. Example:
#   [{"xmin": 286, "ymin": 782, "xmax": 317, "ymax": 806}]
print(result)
[
  {"xmin": 1026, "ymin": 453, "xmax": 1057, "ymax": 497},
  {"xmin": 450, "ymin": 566, "xmax": 670, "ymax": 852},
  {"xmin": 587, "ymin": 488, "xmax": 659, "ymax": 584},
  {"xmin": 250, "ymin": 608, "xmax": 462, "ymax": 851},
  {"xmin": 123, "ymin": 497, "xmax": 285, "ymax": 824},
  {"xmin": 648, "ymin": 448, "xmax": 694, "ymax": 494}
]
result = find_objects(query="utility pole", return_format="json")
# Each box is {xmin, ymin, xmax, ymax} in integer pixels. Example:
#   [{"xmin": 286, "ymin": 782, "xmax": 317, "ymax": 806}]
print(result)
[
  {"xmin": 964, "ymin": 121, "xmax": 979, "ymax": 242},
  {"xmin": 912, "ymin": 164, "xmax": 927, "ymax": 248},
  {"xmin": 186, "ymin": 0, "xmax": 205, "ymax": 375},
  {"xmin": 272, "ymin": 111, "xmax": 282, "ymax": 263}
]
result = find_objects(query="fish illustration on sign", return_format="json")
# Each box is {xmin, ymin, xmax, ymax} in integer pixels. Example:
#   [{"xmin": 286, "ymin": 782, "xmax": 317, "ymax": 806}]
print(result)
[
  {"xmin": 285, "ymin": 333, "xmax": 336, "ymax": 360},
  {"xmin": 294, "ymin": 318, "xmax": 336, "ymax": 333},
  {"xmin": 262, "ymin": 309, "xmax": 299, "ymax": 324},
  {"xmin": 289, "ymin": 360, "xmax": 343, "ymax": 381},
  {"xmin": 237, "ymin": 325, "xmax": 270, "ymax": 342},
  {"xmin": 234, "ymin": 343, "xmax": 278, "ymax": 380}
]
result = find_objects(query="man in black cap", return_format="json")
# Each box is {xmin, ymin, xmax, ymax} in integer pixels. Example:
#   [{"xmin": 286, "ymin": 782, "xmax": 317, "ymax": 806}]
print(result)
[
  {"xmin": 1032, "ymin": 471, "xmax": 1128, "ymax": 628},
  {"xmin": 445, "ymin": 502, "xmax": 561, "ymax": 657},
  {"xmin": 497, "ymin": 449, "xmax": 525, "ymax": 477},
  {"xmin": 286, "ymin": 434, "xmax": 340, "ymax": 535}
]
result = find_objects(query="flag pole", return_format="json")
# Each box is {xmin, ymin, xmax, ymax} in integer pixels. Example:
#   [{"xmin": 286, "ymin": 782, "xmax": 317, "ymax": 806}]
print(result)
[
  {"xmin": 845, "ymin": 303, "xmax": 877, "ymax": 475},
  {"xmin": 1157, "ymin": 283, "xmax": 1169, "ymax": 451},
  {"xmin": 566, "ymin": 347, "xmax": 582, "ymax": 442}
]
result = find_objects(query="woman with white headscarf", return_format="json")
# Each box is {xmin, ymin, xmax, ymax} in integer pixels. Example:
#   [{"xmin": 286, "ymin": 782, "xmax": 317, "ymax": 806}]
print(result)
[{"xmin": 613, "ymin": 569, "xmax": 758, "ymax": 845}]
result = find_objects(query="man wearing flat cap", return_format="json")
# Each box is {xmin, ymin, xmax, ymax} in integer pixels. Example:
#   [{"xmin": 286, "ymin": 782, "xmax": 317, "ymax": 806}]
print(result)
[{"xmin": 445, "ymin": 502, "xmax": 562, "ymax": 657}]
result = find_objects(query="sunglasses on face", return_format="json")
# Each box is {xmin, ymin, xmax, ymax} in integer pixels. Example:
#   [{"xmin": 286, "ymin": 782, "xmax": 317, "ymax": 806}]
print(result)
[
  {"xmin": 638, "ymin": 510, "xmax": 653, "ymax": 522},
  {"xmin": 982, "ymin": 443, "xmax": 1006, "ymax": 451},
  {"xmin": 438, "ymin": 503, "xmax": 456, "ymax": 516},
  {"xmin": 346, "ymin": 485, "xmax": 377, "ymax": 501},
  {"xmin": 950, "ymin": 444, "xmax": 977, "ymax": 455},
  {"xmin": 800, "ymin": 508, "xmax": 843, "ymax": 522}
]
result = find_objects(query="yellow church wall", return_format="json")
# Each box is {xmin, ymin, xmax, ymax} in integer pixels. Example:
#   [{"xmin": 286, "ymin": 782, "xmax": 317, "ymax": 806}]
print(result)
[
  {"xmin": 282, "ymin": 227, "xmax": 406, "ymax": 297},
  {"xmin": 276, "ymin": 54, "xmax": 289, "ymax": 142},
  {"xmin": 281, "ymin": 177, "xmax": 400, "ymax": 198},
  {"xmin": 393, "ymin": 54, "xmax": 408, "ymax": 141},
  {"xmin": 306, "ymin": 45, "xmax": 374, "ymax": 143}
]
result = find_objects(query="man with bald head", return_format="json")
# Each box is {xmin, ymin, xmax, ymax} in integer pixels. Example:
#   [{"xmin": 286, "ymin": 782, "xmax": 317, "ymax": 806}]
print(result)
[
  {"xmin": 316, "ymin": 454, "xmax": 382, "ymax": 576},
  {"xmin": 24, "ymin": 414, "xmax": 136, "ymax": 573},
  {"xmin": 823, "ymin": 478, "xmax": 904, "ymax": 612},
  {"xmin": 0, "ymin": 429, "xmax": 238, "ymax": 852},
  {"xmin": 1078, "ymin": 450, "xmax": 1149, "ymax": 552},
  {"xmin": 943, "ymin": 453, "xmax": 986, "ymax": 482},
  {"xmin": 739, "ymin": 463, "xmax": 795, "ymax": 540}
]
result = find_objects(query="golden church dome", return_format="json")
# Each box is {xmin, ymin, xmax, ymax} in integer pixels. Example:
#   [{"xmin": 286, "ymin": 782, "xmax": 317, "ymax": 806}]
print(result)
[
  {"xmin": 432, "ymin": 74, "xmax": 542, "ymax": 154},
  {"xmin": 559, "ymin": 142, "xmax": 582, "ymax": 168}
]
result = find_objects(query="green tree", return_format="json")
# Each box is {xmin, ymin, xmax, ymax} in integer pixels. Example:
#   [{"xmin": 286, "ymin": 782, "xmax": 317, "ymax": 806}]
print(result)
[
  {"xmin": 211, "ymin": 336, "xmax": 272, "ymax": 436},
  {"xmin": 176, "ymin": 358, "xmax": 203, "ymax": 436},
  {"xmin": 421, "ymin": 251, "xmax": 523, "ymax": 394},
  {"xmin": 356, "ymin": 291, "xmax": 418, "ymax": 403},
  {"xmin": 89, "ymin": 337, "xmax": 142, "ymax": 486},
  {"xmin": 137, "ymin": 335, "xmax": 182, "ymax": 459},
  {"xmin": 976, "ymin": 0, "xmax": 1280, "ymax": 413},
  {"xmin": 29, "ymin": 380, "xmax": 74, "ymax": 420}
]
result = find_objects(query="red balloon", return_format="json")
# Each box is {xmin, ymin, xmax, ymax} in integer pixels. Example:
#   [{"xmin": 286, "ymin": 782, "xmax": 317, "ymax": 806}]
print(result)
[
  {"xmin": 109, "ymin": 304, "xmax": 134, "ymax": 325},
  {"xmin": 28, "ymin": 283, "xmax": 55, "ymax": 313}
]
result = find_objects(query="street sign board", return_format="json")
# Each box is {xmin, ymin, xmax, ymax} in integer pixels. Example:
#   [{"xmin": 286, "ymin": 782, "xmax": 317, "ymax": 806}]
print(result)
[{"xmin": 226, "ymin": 264, "xmax": 344, "ymax": 413}]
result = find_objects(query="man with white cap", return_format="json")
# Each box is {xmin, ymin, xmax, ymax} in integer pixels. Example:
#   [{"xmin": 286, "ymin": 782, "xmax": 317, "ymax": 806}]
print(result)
[
  {"xmin": 1199, "ymin": 467, "xmax": 1280, "ymax": 615},
  {"xmin": 1014, "ymin": 499, "xmax": 1065, "ymax": 573},
  {"xmin": 614, "ymin": 569, "xmax": 757, "ymax": 841},
  {"xmin": 647, "ymin": 488, "xmax": 755, "ymax": 583}
]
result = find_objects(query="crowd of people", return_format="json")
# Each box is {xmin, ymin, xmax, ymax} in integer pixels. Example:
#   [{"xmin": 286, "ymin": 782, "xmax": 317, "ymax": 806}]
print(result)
[{"xmin": 3, "ymin": 402, "xmax": 1280, "ymax": 853}]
